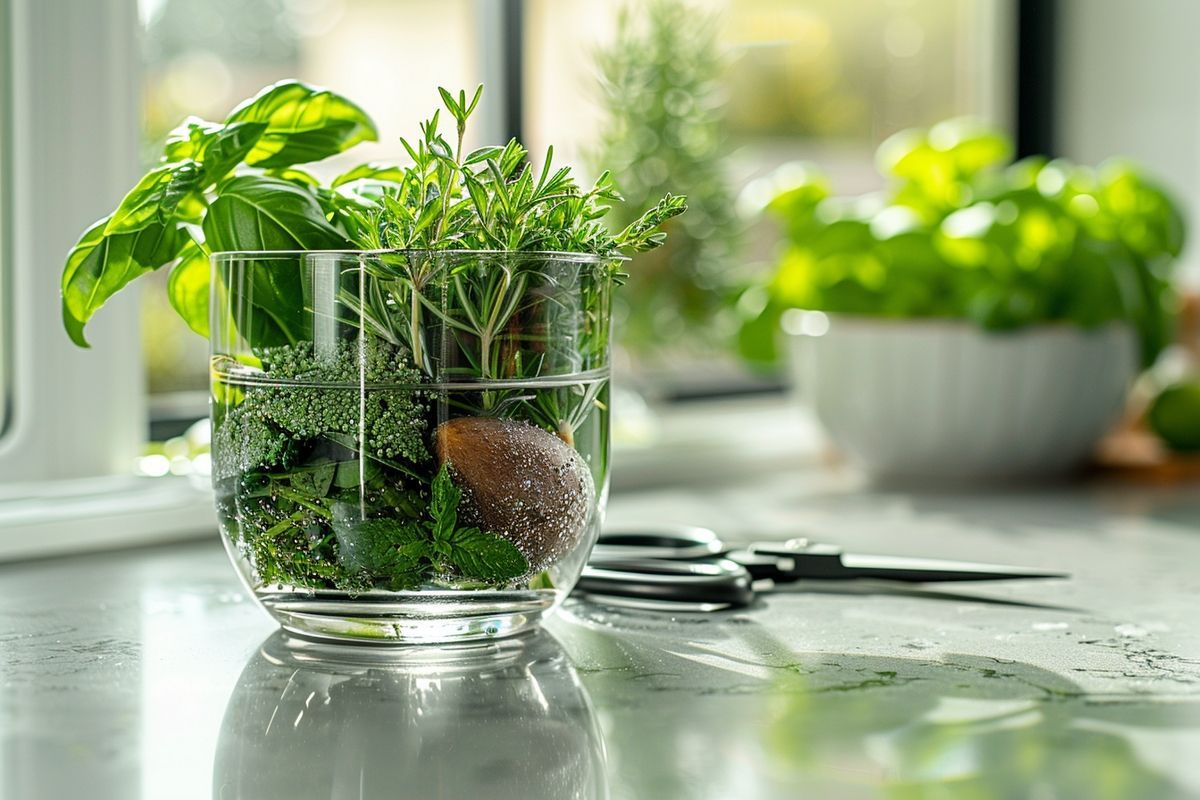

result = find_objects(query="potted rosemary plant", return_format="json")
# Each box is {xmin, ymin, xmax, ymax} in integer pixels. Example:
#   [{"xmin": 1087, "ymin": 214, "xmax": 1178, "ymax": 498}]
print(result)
[{"xmin": 61, "ymin": 82, "xmax": 684, "ymax": 642}]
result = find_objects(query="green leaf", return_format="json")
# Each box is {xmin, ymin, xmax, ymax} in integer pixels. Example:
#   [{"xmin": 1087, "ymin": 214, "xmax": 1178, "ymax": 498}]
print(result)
[
  {"xmin": 62, "ymin": 298, "xmax": 89, "ymax": 348},
  {"xmin": 62, "ymin": 217, "xmax": 185, "ymax": 345},
  {"xmin": 202, "ymin": 121, "xmax": 269, "ymax": 180},
  {"xmin": 616, "ymin": 193, "xmax": 688, "ymax": 253},
  {"xmin": 331, "ymin": 162, "xmax": 407, "ymax": 188},
  {"xmin": 204, "ymin": 175, "xmax": 349, "ymax": 252},
  {"xmin": 289, "ymin": 461, "xmax": 336, "ymax": 497},
  {"xmin": 265, "ymin": 167, "xmax": 322, "ymax": 188},
  {"xmin": 162, "ymin": 117, "xmax": 267, "ymax": 185},
  {"xmin": 446, "ymin": 527, "xmax": 529, "ymax": 582},
  {"xmin": 321, "ymin": 432, "xmax": 426, "ymax": 482},
  {"xmin": 332, "ymin": 458, "xmax": 382, "ymax": 489},
  {"xmin": 464, "ymin": 146, "xmax": 503, "ymax": 165},
  {"xmin": 166, "ymin": 239, "xmax": 211, "ymax": 338},
  {"xmin": 162, "ymin": 116, "xmax": 222, "ymax": 161},
  {"xmin": 429, "ymin": 463, "xmax": 461, "ymax": 544},
  {"xmin": 226, "ymin": 80, "xmax": 377, "ymax": 168},
  {"xmin": 131, "ymin": 219, "xmax": 185, "ymax": 267},
  {"xmin": 105, "ymin": 161, "xmax": 203, "ymax": 235},
  {"xmin": 203, "ymin": 176, "xmax": 344, "ymax": 347},
  {"xmin": 331, "ymin": 512, "xmax": 429, "ymax": 580}
]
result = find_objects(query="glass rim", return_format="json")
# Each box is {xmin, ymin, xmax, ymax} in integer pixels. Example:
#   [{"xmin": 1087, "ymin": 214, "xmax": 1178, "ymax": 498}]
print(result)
[{"xmin": 209, "ymin": 248, "xmax": 629, "ymax": 264}]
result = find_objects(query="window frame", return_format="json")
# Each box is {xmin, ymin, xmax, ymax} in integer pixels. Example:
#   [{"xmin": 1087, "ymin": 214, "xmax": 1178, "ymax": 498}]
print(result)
[{"xmin": 0, "ymin": 0, "xmax": 214, "ymax": 560}]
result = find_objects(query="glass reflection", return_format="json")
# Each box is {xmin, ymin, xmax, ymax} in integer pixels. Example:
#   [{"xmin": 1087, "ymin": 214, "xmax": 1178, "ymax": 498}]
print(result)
[{"xmin": 213, "ymin": 630, "xmax": 607, "ymax": 800}]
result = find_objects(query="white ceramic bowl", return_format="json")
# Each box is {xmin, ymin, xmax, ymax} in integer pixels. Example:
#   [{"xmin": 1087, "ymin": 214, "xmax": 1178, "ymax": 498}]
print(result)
[{"xmin": 787, "ymin": 312, "xmax": 1138, "ymax": 482}]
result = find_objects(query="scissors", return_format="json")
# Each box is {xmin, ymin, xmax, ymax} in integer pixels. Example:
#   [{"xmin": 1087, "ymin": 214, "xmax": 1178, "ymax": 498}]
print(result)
[{"xmin": 575, "ymin": 524, "xmax": 1068, "ymax": 611}]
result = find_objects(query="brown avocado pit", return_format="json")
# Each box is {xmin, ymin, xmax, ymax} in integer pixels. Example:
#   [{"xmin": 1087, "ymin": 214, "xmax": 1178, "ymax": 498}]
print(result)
[{"xmin": 434, "ymin": 416, "xmax": 596, "ymax": 572}]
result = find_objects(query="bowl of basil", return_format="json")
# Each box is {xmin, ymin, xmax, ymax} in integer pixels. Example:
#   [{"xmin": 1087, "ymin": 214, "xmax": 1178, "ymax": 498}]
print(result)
[
  {"xmin": 61, "ymin": 82, "xmax": 684, "ymax": 642},
  {"xmin": 741, "ymin": 119, "xmax": 1184, "ymax": 482}
]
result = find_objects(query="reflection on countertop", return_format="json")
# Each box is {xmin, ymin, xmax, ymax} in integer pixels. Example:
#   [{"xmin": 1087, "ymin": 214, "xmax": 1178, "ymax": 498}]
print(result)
[
  {"xmin": 559, "ymin": 602, "xmax": 1200, "ymax": 799},
  {"xmin": 1, "ymin": 469, "xmax": 1199, "ymax": 799},
  {"xmin": 214, "ymin": 630, "xmax": 606, "ymax": 800}
]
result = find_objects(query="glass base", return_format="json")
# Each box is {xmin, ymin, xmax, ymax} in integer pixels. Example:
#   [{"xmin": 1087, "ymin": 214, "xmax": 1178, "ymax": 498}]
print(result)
[{"xmin": 256, "ymin": 588, "xmax": 559, "ymax": 645}]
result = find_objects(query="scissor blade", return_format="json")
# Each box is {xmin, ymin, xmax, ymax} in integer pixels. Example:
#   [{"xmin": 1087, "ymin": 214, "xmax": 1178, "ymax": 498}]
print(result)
[{"xmin": 834, "ymin": 553, "xmax": 1068, "ymax": 583}]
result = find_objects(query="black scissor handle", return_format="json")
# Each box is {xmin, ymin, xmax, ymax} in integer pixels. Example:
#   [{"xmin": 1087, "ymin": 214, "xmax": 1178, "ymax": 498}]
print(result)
[
  {"xmin": 592, "ymin": 524, "xmax": 726, "ymax": 561},
  {"xmin": 576, "ymin": 557, "xmax": 755, "ymax": 607}
]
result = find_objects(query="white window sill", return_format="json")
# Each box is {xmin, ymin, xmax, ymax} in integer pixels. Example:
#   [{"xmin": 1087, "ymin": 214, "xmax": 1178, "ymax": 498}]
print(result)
[{"xmin": 0, "ymin": 475, "xmax": 215, "ymax": 561}]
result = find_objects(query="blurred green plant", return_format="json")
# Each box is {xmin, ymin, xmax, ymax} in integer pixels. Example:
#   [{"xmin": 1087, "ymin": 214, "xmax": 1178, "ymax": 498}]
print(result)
[
  {"xmin": 738, "ymin": 119, "xmax": 1186, "ymax": 368},
  {"xmin": 592, "ymin": 0, "xmax": 740, "ymax": 357},
  {"xmin": 1148, "ymin": 379, "xmax": 1200, "ymax": 452}
]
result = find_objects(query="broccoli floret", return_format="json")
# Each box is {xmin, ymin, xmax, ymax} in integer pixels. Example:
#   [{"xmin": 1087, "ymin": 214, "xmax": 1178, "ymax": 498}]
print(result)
[
  {"xmin": 211, "ymin": 401, "xmax": 297, "ymax": 482},
  {"xmin": 254, "ymin": 339, "xmax": 429, "ymax": 464}
]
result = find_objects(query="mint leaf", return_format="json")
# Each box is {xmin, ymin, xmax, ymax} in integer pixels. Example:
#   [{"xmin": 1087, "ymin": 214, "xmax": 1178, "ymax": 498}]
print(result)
[
  {"xmin": 429, "ymin": 463, "xmax": 460, "ymax": 545},
  {"xmin": 447, "ymin": 527, "xmax": 529, "ymax": 582},
  {"xmin": 332, "ymin": 511, "xmax": 429, "ymax": 579},
  {"xmin": 427, "ymin": 463, "xmax": 529, "ymax": 582}
]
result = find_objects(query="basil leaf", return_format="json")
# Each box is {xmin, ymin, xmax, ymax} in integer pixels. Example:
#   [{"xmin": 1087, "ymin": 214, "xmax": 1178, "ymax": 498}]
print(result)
[
  {"xmin": 163, "ymin": 116, "xmax": 222, "ymax": 161},
  {"xmin": 202, "ymin": 121, "xmax": 269, "ymax": 181},
  {"xmin": 104, "ymin": 161, "xmax": 203, "ymax": 235},
  {"xmin": 203, "ymin": 175, "xmax": 348, "ymax": 251},
  {"xmin": 204, "ymin": 177, "xmax": 348, "ymax": 346},
  {"xmin": 62, "ymin": 298, "xmax": 88, "ymax": 348},
  {"xmin": 226, "ymin": 80, "xmax": 377, "ymax": 169},
  {"xmin": 161, "ymin": 117, "xmax": 267, "ymax": 186},
  {"xmin": 446, "ymin": 528, "xmax": 528, "ymax": 582},
  {"xmin": 62, "ymin": 217, "xmax": 185, "ymax": 345},
  {"xmin": 166, "ymin": 239, "xmax": 210, "ymax": 338},
  {"xmin": 266, "ymin": 167, "xmax": 322, "ymax": 188},
  {"xmin": 130, "ymin": 219, "xmax": 184, "ymax": 267},
  {"xmin": 331, "ymin": 162, "xmax": 407, "ymax": 188}
]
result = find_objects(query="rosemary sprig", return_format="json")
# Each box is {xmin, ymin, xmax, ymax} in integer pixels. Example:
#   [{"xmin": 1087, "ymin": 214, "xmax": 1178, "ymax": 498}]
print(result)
[
  {"xmin": 338, "ymin": 86, "xmax": 686, "ymax": 384},
  {"xmin": 346, "ymin": 86, "xmax": 686, "ymax": 259}
]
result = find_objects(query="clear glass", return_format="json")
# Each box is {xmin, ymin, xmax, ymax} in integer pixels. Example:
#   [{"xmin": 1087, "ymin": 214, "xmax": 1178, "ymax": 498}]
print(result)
[{"xmin": 210, "ymin": 250, "xmax": 613, "ymax": 643}]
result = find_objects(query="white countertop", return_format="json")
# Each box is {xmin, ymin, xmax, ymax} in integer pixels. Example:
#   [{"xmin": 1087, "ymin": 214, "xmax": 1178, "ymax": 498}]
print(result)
[{"xmin": 2, "ymin": 451, "xmax": 1199, "ymax": 799}]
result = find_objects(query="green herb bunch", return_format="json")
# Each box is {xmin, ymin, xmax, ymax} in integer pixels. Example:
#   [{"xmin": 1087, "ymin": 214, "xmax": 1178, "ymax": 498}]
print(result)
[
  {"xmin": 348, "ymin": 86, "xmax": 687, "ymax": 257},
  {"xmin": 62, "ymin": 80, "xmax": 685, "ymax": 347},
  {"xmin": 739, "ymin": 119, "xmax": 1185, "ymax": 367},
  {"xmin": 61, "ymin": 81, "xmax": 685, "ymax": 594}
]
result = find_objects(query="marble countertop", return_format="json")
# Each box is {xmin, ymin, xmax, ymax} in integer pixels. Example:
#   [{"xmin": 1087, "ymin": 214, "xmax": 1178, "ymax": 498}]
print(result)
[{"xmin": 2, "ymin": 464, "xmax": 1199, "ymax": 799}]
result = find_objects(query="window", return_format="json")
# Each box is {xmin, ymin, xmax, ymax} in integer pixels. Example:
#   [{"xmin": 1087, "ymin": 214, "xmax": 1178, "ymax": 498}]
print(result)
[
  {"xmin": 137, "ymin": 0, "xmax": 1016, "ymax": 408},
  {"xmin": 526, "ymin": 0, "xmax": 1011, "ymax": 181},
  {"xmin": 138, "ymin": 0, "xmax": 495, "ymax": 416},
  {"xmin": 524, "ymin": 0, "xmax": 1013, "ymax": 392}
]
